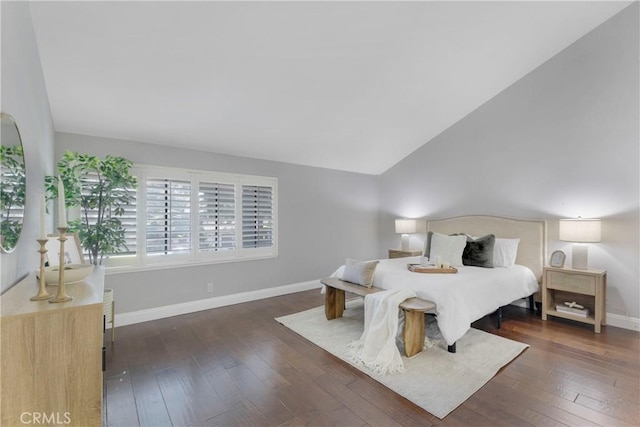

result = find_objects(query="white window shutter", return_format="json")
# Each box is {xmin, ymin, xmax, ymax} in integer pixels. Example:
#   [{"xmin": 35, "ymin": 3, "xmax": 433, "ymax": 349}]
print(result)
[
  {"xmin": 198, "ymin": 181, "xmax": 236, "ymax": 252},
  {"xmin": 241, "ymin": 185, "xmax": 274, "ymax": 249},
  {"xmin": 146, "ymin": 178, "xmax": 191, "ymax": 255}
]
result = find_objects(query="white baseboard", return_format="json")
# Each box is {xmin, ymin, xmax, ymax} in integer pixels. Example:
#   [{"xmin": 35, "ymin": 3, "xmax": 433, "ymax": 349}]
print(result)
[
  {"xmin": 112, "ymin": 279, "xmax": 322, "ymax": 328},
  {"xmin": 509, "ymin": 300, "xmax": 531, "ymax": 309},
  {"xmin": 606, "ymin": 313, "xmax": 640, "ymax": 332}
]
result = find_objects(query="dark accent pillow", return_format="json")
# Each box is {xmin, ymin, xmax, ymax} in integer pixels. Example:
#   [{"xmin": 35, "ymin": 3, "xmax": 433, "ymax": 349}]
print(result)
[
  {"xmin": 423, "ymin": 231, "xmax": 433, "ymax": 257},
  {"xmin": 462, "ymin": 234, "xmax": 495, "ymax": 268}
]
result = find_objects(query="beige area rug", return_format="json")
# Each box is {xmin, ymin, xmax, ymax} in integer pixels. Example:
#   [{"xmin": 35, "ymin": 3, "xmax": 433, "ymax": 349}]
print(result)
[{"xmin": 275, "ymin": 299, "xmax": 528, "ymax": 419}]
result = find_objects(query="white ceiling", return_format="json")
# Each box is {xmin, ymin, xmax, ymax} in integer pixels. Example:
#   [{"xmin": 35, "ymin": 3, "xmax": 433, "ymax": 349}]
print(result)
[{"xmin": 29, "ymin": 1, "xmax": 631, "ymax": 175}]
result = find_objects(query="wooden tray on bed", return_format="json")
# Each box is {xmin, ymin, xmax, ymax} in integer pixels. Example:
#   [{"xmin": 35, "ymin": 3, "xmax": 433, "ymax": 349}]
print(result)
[{"xmin": 407, "ymin": 264, "xmax": 458, "ymax": 274}]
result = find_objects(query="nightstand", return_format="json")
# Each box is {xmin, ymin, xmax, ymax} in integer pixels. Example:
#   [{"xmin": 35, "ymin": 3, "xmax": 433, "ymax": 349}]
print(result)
[
  {"xmin": 388, "ymin": 249, "xmax": 423, "ymax": 259},
  {"xmin": 541, "ymin": 266, "xmax": 607, "ymax": 333}
]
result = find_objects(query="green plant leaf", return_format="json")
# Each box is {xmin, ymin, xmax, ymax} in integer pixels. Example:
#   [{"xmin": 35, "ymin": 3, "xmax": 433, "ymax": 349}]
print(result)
[{"xmin": 45, "ymin": 151, "xmax": 137, "ymax": 265}]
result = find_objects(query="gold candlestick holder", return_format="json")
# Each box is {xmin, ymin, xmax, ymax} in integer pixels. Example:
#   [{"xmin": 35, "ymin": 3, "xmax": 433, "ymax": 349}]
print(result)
[
  {"xmin": 30, "ymin": 239, "xmax": 52, "ymax": 301},
  {"xmin": 49, "ymin": 227, "xmax": 73, "ymax": 303}
]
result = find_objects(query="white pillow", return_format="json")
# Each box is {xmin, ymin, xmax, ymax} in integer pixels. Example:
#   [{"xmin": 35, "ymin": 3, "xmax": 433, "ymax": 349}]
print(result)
[
  {"xmin": 429, "ymin": 233, "xmax": 467, "ymax": 267},
  {"xmin": 493, "ymin": 238, "xmax": 520, "ymax": 267},
  {"xmin": 341, "ymin": 259, "xmax": 379, "ymax": 288}
]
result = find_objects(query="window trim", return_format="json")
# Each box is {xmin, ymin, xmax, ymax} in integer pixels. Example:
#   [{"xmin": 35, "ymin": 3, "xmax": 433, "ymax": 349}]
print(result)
[{"xmin": 101, "ymin": 164, "xmax": 278, "ymax": 271}]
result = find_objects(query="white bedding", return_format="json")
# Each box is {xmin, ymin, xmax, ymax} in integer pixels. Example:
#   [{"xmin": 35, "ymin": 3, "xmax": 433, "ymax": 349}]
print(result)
[{"xmin": 332, "ymin": 256, "xmax": 539, "ymax": 346}]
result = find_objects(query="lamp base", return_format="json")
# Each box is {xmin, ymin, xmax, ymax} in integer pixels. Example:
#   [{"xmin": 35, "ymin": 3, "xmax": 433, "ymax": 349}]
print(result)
[
  {"xmin": 401, "ymin": 234, "xmax": 410, "ymax": 251},
  {"xmin": 572, "ymin": 244, "xmax": 588, "ymax": 270}
]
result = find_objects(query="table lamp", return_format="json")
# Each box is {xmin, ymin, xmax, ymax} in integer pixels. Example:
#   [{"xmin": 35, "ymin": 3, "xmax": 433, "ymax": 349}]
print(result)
[
  {"xmin": 395, "ymin": 218, "xmax": 426, "ymax": 251},
  {"xmin": 559, "ymin": 218, "xmax": 601, "ymax": 270}
]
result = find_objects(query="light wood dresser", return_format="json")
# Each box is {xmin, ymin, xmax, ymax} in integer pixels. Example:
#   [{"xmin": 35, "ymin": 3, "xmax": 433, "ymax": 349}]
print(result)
[{"xmin": 1, "ymin": 267, "xmax": 105, "ymax": 426}]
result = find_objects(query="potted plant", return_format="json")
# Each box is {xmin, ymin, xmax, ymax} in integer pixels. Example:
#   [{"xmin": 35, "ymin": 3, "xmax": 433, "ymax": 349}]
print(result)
[
  {"xmin": 0, "ymin": 144, "xmax": 26, "ymax": 252},
  {"xmin": 46, "ymin": 151, "xmax": 137, "ymax": 265}
]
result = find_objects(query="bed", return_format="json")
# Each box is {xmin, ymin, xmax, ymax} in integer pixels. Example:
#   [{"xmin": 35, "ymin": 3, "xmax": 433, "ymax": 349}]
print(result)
[{"xmin": 331, "ymin": 215, "xmax": 546, "ymax": 348}]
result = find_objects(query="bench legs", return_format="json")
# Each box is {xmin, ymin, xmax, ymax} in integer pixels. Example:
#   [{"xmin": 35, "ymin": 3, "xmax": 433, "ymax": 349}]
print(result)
[
  {"xmin": 403, "ymin": 309, "xmax": 425, "ymax": 357},
  {"xmin": 325, "ymin": 286, "xmax": 345, "ymax": 320},
  {"xmin": 324, "ymin": 285, "xmax": 433, "ymax": 357}
]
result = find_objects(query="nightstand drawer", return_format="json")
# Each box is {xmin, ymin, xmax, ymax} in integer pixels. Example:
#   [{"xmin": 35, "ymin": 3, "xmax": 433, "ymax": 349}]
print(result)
[{"xmin": 546, "ymin": 271, "xmax": 596, "ymax": 295}]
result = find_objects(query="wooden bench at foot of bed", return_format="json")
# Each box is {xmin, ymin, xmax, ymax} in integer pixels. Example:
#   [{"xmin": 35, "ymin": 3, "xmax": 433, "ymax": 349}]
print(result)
[{"xmin": 320, "ymin": 277, "xmax": 437, "ymax": 357}]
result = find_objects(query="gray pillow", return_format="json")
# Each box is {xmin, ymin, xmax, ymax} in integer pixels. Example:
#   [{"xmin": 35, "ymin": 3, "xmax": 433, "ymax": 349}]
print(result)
[
  {"xmin": 342, "ymin": 258, "xmax": 379, "ymax": 288},
  {"xmin": 462, "ymin": 234, "xmax": 495, "ymax": 268},
  {"xmin": 423, "ymin": 231, "xmax": 433, "ymax": 257}
]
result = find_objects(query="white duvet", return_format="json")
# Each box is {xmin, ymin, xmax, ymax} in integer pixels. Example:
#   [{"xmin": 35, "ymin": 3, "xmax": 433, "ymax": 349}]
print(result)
[{"xmin": 332, "ymin": 256, "xmax": 539, "ymax": 346}]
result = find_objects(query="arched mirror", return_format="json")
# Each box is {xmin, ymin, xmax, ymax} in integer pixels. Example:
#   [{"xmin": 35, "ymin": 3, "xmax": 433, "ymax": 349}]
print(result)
[{"xmin": 1, "ymin": 113, "xmax": 26, "ymax": 253}]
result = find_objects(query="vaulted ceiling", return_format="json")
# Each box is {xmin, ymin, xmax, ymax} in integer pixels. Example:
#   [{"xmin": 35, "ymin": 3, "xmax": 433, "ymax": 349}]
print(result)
[{"xmin": 29, "ymin": 1, "xmax": 631, "ymax": 174}]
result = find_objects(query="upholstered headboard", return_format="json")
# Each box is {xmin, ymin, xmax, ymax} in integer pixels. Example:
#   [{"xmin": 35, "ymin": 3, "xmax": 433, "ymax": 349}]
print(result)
[{"xmin": 427, "ymin": 215, "xmax": 547, "ymax": 283}]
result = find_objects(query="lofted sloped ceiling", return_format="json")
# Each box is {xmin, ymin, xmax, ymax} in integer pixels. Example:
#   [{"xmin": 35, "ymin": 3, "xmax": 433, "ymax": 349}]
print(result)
[{"xmin": 29, "ymin": 1, "xmax": 632, "ymax": 175}]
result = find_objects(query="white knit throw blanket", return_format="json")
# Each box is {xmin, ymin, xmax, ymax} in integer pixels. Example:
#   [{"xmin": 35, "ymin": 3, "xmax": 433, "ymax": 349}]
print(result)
[{"xmin": 348, "ymin": 289, "xmax": 417, "ymax": 375}]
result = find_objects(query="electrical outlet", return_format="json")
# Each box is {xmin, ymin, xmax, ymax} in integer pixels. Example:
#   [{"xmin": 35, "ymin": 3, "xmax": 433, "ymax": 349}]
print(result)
[{"xmin": 207, "ymin": 283, "xmax": 213, "ymax": 293}]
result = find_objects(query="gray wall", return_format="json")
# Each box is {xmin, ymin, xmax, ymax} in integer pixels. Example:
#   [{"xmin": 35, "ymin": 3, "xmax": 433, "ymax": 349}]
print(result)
[
  {"xmin": 1, "ymin": 2, "xmax": 55, "ymax": 293},
  {"xmin": 379, "ymin": 4, "xmax": 639, "ymax": 319},
  {"xmin": 56, "ymin": 132, "xmax": 379, "ymax": 313},
  {"xmin": 6, "ymin": 2, "xmax": 637, "ymax": 324}
]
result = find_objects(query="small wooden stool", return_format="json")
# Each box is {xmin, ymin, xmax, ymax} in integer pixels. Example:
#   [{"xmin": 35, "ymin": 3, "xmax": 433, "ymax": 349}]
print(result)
[{"xmin": 399, "ymin": 298, "xmax": 436, "ymax": 357}]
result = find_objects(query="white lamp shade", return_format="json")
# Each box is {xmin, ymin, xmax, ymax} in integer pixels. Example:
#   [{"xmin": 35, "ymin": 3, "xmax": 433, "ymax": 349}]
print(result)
[
  {"xmin": 559, "ymin": 219, "xmax": 601, "ymax": 243},
  {"xmin": 395, "ymin": 218, "xmax": 426, "ymax": 234}
]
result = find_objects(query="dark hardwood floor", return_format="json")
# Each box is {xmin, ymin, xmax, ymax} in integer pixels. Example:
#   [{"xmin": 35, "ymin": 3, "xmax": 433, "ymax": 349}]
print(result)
[{"xmin": 103, "ymin": 290, "xmax": 640, "ymax": 426}]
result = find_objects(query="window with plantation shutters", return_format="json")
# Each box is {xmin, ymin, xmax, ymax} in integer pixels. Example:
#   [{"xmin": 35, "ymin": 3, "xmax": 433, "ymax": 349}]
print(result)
[
  {"xmin": 97, "ymin": 165, "xmax": 276, "ymax": 270},
  {"xmin": 146, "ymin": 178, "xmax": 191, "ymax": 255},
  {"xmin": 199, "ymin": 181, "xmax": 235, "ymax": 252},
  {"xmin": 242, "ymin": 185, "xmax": 274, "ymax": 249}
]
